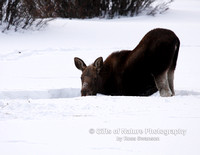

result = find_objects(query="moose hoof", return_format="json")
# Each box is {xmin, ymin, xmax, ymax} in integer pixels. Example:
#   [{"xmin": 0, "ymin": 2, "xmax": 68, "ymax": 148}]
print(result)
[{"xmin": 159, "ymin": 89, "xmax": 173, "ymax": 97}]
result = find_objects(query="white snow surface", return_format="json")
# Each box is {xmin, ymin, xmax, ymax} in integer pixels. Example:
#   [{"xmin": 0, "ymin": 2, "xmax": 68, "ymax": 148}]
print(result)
[{"xmin": 0, "ymin": 0, "xmax": 200, "ymax": 154}]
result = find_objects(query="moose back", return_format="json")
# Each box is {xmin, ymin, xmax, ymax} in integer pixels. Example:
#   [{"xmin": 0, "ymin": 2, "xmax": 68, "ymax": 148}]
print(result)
[{"xmin": 74, "ymin": 28, "xmax": 180, "ymax": 97}]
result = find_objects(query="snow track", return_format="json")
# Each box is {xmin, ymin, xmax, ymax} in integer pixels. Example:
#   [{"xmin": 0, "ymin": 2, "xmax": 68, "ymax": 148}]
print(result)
[
  {"xmin": 0, "ymin": 88, "xmax": 80, "ymax": 99},
  {"xmin": 0, "ymin": 89, "xmax": 200, "ymax": 100}
]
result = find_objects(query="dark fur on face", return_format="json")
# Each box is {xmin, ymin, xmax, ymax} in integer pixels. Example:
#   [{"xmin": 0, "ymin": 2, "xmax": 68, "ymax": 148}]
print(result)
[{"xmin": 74, "ymin": 57, "xmax": 103, "ymax": 96}]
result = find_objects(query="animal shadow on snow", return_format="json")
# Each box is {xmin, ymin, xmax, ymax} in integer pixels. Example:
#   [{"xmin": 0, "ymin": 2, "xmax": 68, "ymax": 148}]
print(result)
[{"xmin": 175, "ymin": 90, "xmax": 200, "ymax": 96}]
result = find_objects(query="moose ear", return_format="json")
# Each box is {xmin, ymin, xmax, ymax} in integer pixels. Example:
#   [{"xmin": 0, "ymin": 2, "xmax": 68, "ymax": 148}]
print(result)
[
  {"xmin": 93, "ymin": 57, "xmax": 103, "ymax": 73},
  {"xmin": 74, "ymin": 57, "xmax": 87, "ymax": 71}
]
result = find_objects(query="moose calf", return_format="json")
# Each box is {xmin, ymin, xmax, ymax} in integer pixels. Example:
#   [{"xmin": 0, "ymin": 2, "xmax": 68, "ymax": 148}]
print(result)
[{"xmin": 74, "ymin": 28, "xmax": 180, "ymax": 97}]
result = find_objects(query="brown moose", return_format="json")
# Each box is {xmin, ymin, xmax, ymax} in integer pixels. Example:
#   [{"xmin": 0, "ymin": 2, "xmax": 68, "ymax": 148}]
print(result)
[{"xmin": 74, "ymin": 28, "xmax": 180, "ymax": 97}]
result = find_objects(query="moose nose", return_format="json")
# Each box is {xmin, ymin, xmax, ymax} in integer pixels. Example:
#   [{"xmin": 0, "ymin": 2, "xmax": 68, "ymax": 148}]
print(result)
[
  {"xmin": 81, "ymin": 82, "xmax": 93, "ymax": 96},
  {"xmin": 81, "ymin": 90, "xmax": 87, "ymax": 96},
  {"xmin": 81, "ymin": 89, "xmax": 93, "ymax": 96},
  {"xmin": 81, "ymin": 82, "xmax": 88, "ymax": 96}
]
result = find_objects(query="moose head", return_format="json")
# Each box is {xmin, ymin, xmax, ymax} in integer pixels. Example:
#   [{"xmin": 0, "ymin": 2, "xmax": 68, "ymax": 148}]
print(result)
[{"xmin": 74, "ymin": 57, "xmax": 103, "ymax": 96}]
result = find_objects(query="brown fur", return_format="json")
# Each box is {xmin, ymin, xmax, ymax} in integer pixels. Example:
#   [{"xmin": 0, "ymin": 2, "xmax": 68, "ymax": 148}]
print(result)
[{"xmin": 74, "ymin": 28, "xmax": 180, "ymax": 97}]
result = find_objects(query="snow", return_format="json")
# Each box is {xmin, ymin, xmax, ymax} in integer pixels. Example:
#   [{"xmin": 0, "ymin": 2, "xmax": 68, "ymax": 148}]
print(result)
[{"xmin": 0, "ymin": 0, "xmax": 200, "ymax": 154}]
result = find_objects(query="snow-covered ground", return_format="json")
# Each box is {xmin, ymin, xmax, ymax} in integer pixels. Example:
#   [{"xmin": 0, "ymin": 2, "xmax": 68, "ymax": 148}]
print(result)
[{"xmin": 0, "ymin": 0, "xmax": 200, "ymax": 154}]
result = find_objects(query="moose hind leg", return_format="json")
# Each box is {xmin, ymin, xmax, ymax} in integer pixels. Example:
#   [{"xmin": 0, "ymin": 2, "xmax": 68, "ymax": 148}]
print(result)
[
  {"xmin": 154, "ymin": 71, "xmax": 172, "ymax": 97},
  {"xmin": 168, "ymin": 69, "xmax": 175, "ymax": 96}
]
